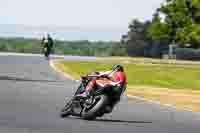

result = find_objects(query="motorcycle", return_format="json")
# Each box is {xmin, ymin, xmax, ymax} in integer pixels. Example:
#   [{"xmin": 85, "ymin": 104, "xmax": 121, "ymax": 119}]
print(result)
[{"xmin": 60, "ymin": 73, "xmax": 124, "ymax": 120}]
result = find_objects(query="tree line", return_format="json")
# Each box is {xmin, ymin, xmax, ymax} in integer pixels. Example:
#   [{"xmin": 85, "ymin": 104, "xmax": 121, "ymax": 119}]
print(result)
[{"xmin": 0, "ymin": 37, "xmax": 127, "ymax": 56}]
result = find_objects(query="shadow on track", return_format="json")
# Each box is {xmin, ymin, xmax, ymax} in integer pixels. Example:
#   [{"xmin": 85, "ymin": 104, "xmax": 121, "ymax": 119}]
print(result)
[
  {"xmin": 93, "ymin": 118, "xmax": 152, "ymax": 124},
  {"xmin": 66, "ymin": 117, "xmax": 152, "ymax": 124},
  {"xmin": 0, "ymin": 76, "xmax": 60, "ymax": 83}
]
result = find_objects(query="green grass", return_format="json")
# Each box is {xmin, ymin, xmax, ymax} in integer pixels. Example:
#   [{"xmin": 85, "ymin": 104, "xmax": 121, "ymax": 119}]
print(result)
[{"xmin": 60, "ymin": 60, "xmax": 200, "ymax": 90}]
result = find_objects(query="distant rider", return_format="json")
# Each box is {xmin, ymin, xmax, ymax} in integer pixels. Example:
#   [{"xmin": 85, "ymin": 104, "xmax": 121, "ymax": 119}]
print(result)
[{"xmin": 41, "ymin": 33, "xmax": 54, "ymax": 58}]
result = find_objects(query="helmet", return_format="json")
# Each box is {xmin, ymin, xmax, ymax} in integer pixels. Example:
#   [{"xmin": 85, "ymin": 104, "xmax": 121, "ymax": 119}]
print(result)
[
  {"xmin": 112, "ymin": 64, "xmax": 123, "ymax": 71},
  {"xmin": 44, "ymin": 33, "xmax": 50, "ymax": 39}
]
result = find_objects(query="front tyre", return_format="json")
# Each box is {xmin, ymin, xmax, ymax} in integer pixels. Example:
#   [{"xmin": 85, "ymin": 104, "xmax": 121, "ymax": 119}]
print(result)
[
  {"xmin": 81, "ymin": 95, "xmax": 108, "ymax": 120},
  {"xmin": 60, "ymin": 100, "xmax": 73, "ymax": 118}
]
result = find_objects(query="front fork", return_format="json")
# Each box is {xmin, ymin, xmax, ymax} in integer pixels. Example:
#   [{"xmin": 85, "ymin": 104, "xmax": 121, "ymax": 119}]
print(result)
[{"xmin": 69, "ymin": 96, "xmax": 94, "ymax": 116}]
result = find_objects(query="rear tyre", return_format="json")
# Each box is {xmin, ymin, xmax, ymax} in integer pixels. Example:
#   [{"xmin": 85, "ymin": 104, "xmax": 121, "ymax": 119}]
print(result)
[{"xmin": 81, "ymin": 95, "xmax": 108, "ymax": 120}]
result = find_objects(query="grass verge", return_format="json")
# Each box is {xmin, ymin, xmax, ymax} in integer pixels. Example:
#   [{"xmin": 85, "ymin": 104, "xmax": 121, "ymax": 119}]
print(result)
[{"xmin": 51, "ymin": 59, "xmax": 200, "ymax": 112}]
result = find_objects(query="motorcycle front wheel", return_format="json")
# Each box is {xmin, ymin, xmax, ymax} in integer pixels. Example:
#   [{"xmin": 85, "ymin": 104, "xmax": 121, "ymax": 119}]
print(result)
[
  {"xmin": 60, "ymin": 100, "xmax": 73, "ymax": 118},
  {"xmin": 81, "ymin": 94, "xmax": 108, "ymax": 120}
]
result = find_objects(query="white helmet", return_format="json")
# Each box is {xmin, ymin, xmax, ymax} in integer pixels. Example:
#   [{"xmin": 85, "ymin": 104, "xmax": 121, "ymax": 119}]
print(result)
[{"xmin": 43, "ymin": 32, "xmax": 49, "ymax": 39}]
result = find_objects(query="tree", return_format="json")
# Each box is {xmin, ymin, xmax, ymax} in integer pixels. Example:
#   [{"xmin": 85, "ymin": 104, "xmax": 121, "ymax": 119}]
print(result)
[
  {"xmin": 122, "ymin": 19, "xmax": 153, "ymax": 56},
  {"xmin": 148, "ymin": 0, "xmax": 200, "ymax": 48},
  {"xmin": 148, "ymin": 12, "xmax": 169, "ymax": 42}
]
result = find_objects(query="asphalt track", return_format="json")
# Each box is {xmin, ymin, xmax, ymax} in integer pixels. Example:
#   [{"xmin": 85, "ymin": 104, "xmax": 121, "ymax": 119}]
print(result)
[{"xmin": 0, "ymin": 54, "xmax": 200, "ymax": 133}]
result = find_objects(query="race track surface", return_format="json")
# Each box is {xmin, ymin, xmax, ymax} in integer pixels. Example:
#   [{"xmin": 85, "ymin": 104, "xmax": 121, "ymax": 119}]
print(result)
[{"xmin": 0, "ymin": 54, "xmax": 200, "ymax": 133}]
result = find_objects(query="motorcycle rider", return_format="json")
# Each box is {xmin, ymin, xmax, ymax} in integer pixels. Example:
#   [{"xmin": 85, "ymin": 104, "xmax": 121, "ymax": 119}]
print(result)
[
  {"xmin": 41, "ymin": 33, "xmax": 54, "ymax": 58},
  {"xmin": 77, "ymin": 64, "xmax": 127, "ymax": 100}
]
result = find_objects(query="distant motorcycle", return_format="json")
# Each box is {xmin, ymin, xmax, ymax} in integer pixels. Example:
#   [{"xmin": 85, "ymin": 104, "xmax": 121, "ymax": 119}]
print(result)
[
  {"xmin": 60, "ymin": 73, "xmax": 124, "ymax": 120},
  {"xmin": 41, "ymin": 34, "xmax": 54, "ymax": 60}
]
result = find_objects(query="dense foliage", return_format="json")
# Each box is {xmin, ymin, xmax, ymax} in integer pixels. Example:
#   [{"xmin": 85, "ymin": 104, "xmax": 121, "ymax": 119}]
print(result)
[
  {"xmin": 121, "ymin": 19, "xmax": 168, "ymax": 58},
  {"xmin": 121, "ymin": 0, "xmax": 200, "ymax": 59},
  {"xmin": 148, "ymin": 0, "xmax": 200, "ymax": 48}
]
